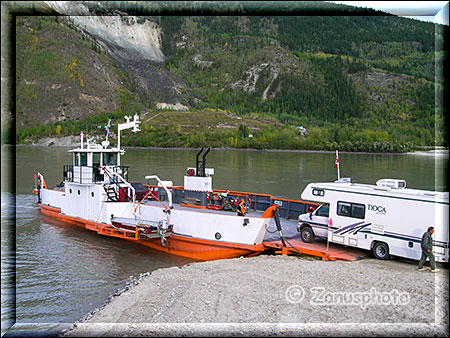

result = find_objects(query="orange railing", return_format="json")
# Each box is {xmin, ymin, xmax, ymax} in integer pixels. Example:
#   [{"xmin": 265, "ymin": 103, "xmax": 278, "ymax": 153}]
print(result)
[
  {"xmin": 135, "ymin": 187, "xmax": 171, "ymax": 224},
  {"xmin": 143, "ymin": 184, "xmax": 320, "ymax": 215}
]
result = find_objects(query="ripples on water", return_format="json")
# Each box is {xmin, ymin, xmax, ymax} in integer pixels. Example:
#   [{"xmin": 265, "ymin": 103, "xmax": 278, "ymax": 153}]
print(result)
[{"xmin": 1, "ymin": 192, "xmax": 194, "ymax": 337}]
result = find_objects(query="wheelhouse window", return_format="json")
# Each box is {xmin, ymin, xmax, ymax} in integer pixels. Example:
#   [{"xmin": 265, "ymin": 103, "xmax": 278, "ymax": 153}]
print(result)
[
  {"xmin": 80, "ymin": 152, "xmax": 87, "ymax": 166},
  {"xmin": 337, "ymin": 201, "xmax": 365, "ymax": 219},
  {"xmin": 103, "ymin": 153, "xmax": 117, "ymax": 166},
  {"xmin": 74, "ymin": 153, "xmax": 79, "ymax": 166},
  {"xmin": 93, "ymin": 153, "xmax": 100, "ymax": 166}
]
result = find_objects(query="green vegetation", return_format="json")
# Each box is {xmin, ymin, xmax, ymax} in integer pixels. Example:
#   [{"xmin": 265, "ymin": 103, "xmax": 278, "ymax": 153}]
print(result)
[
  {"xmin": 15, "ymin": 17, "xmax": 80, "ymax": 82},
  {"xmin": 17, "ymin": 109, "xmax": 418, "ymax": 152},
  {"xmin": 10, "ymin": 11, "xmax": 447, "ymax": 152},
  {"xmin": 155, "ymin": 16, "xmax": 444, "ymax": 151}
]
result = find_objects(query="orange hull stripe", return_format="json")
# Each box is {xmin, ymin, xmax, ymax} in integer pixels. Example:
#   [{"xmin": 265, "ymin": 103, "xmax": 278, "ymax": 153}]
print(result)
[
  {"xmin": 138, "ymin": 235, "xmax": 266, "ymax": 261},
  {"xmin": 38, "ymin": 204, "xmax": 266, "ymax": 261},
  {"xmin": 180, "ymin": 203, "xmax": 208, "ymax": 209}
]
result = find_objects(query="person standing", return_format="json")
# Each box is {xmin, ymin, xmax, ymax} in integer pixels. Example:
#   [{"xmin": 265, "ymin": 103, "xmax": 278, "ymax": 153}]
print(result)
[
  {"xmin": 418, "ymin": 226, "xmax": 440, "ymax": 272},
  {"xmin": 237, "ymin": 199, "xmax": 246, "ymax": 217}
]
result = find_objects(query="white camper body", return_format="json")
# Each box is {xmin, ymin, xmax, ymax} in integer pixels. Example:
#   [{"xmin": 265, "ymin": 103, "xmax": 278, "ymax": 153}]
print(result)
[{"xmin": 299, "ymin": 179, "xmax": 449, "ymax": 262}]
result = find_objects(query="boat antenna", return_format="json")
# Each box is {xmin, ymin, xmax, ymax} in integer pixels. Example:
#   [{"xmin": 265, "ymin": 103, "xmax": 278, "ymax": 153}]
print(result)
[
  {"xmin": 117, "ymin": 113, "xmax": 141, "ymax": 151},
  {"xmin": 335, "ymin": 150, "xmax": 341, "ymax": 181},
  {"xmin": 105, "ymin": 119, "xmax": 111, "ymax": 142},
  {"xmin": 80, "ymin": 131, "xmax": 84, "ymax": 149},
  {"xmin": 101, "ymin": 119, "xmax": 112, "ymax": 149}
]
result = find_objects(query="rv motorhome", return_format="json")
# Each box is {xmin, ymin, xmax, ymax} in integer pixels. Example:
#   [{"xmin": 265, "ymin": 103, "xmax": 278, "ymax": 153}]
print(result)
[{"xmin": 298, "ymin": 178, "xmax": 449, "ymax": 262}]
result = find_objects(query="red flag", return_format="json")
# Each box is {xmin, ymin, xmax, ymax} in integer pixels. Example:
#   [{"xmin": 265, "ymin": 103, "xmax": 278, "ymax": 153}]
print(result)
[{"xmin": 334, "ymin": 156, "xmax": 339, "ymax": 169}]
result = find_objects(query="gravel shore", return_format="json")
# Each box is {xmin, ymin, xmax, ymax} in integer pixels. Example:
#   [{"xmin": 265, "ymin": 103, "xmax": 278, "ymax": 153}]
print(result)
[{"xmin": 65, "ymin": 255, "xmax": 448, "ymax": 337}]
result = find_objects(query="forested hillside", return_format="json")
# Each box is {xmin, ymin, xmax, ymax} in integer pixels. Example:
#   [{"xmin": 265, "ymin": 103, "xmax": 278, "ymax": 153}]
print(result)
[{"xmin": 4, "ymin": 1, "xmax": 447, "ymax": 152}]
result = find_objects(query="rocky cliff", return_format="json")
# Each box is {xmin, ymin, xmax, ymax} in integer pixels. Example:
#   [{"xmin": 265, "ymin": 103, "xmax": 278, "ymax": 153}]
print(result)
[{"xmin": 5, "ymin": 1, "xmax": 446, "ymax": 150}]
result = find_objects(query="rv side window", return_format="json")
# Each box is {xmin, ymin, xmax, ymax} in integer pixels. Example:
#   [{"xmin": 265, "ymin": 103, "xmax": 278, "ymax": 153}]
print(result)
[
  {"xmin": 312, "ymin": 189, "xmax": 325, "ymax": 197},
  {"xmin": 337, "ymin": 201, "xmax": 365, "ymax": 219},
  {"xmin": 337, "ymin": 202, "xmax": 351, "ymax": 217},
  {"xmin": 351, "ymin": 204, "xmax": 365, "ymax": 219}
]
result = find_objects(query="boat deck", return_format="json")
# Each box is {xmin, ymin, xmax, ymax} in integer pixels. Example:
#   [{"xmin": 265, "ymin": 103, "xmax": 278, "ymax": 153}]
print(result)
[
  {"xmin": 140, "ymin": 200, "xmax": 366, "ymax": 261},
  {"xmin": 140, "ymin": 199, "xmax": 268, "ymax": 218}
]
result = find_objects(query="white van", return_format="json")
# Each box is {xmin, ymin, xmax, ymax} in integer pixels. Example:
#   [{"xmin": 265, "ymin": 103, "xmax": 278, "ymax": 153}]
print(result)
[
  {"xmin": 298, "ymin": 178, "xmax": 449, "ymax": 262},
  {"xmin": 298, "ymin": 203, "xmax": 330, "ymax": 242}
]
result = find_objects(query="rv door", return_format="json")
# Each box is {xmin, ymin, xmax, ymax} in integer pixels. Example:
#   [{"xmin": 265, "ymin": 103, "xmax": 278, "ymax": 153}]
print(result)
[{"xmin": 310, "ymin": 203, "xmax": 330, "ymax": 238}]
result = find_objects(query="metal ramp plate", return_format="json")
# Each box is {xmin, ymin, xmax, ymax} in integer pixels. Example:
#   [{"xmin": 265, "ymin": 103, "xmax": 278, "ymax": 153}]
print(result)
[{"xmin": 263, "ymin": 238, "xmax": 367, "ymax": 261}]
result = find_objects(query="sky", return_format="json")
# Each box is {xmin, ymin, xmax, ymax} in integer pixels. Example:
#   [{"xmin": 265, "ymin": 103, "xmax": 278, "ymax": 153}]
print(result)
[{"xmin": 329, "ymin": 1, "xmax": 449, "ymax": 25}]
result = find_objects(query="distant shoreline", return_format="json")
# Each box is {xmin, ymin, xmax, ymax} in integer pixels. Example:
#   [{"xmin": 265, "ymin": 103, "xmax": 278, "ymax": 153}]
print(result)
[{"xmin": 8, "ymin": 140, "xmax": 449, "ymax": 157}]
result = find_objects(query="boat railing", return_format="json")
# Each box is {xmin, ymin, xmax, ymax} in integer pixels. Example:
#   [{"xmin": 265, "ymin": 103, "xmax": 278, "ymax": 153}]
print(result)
[
  {"xmin": 34, "ymin": 172, "xmax": 47, "ymax": 189},
  {"xmin": 103, "ymin": 167, "xmax": 136, "ymax": 203},
  {"xmin": 63, "ymin": 165, "xmax": 129, "ymax": 184},
  {"xmin": 144, "ymin": 175, "xmax": 173, "ymax": 209},
  {"xmin": 143, "ymin": 185, "xmax": 320, "ymax": 220}
]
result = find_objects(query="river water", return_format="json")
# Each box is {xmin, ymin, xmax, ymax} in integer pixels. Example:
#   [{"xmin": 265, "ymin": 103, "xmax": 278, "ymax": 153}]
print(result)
[{"xmin": 1, "ymin": 145, "xmax": 448, "ymax": 336}]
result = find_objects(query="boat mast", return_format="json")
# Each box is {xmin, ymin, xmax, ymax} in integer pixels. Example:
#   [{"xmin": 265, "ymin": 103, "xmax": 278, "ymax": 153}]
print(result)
[
  {"xmin": 116, "ymin": 114, "xmax": 141, "ymax": 164},
  {"xmin": 335, "ymin": 150, "xmax": 341, "ymax": 181},
  {"xmin": 80, "ymin": 131, "xmax": 84, "ymax": 149}
]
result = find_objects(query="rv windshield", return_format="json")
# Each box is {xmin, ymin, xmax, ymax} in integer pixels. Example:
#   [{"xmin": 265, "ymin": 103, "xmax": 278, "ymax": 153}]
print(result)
[{"xmin": 316, "ymin": 203, "xmax": 330, "ymax": 217}]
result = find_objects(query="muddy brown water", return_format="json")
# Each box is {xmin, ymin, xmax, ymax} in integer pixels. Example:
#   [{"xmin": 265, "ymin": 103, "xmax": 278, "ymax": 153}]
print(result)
[{"xmin": 1, "ymin": 145, "xmax": 447, "ymax": 336}]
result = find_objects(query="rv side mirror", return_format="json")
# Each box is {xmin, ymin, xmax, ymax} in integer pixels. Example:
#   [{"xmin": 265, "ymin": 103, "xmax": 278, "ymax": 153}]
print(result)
[{"xmin": 308, "ymin": 206, "xmax": 315, "ymax": 220}]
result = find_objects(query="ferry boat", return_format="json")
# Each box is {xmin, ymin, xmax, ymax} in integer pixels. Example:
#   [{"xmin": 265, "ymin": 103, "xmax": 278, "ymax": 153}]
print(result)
[{"xmin": 33, "ymin": 114, "xmax": 317, "ymax": 261}]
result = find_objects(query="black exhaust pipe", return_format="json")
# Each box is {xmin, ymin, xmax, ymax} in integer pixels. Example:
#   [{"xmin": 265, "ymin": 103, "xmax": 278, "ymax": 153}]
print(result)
[
  {"xmin": 196, "ymin": 148, "xmax": 204, "ymax": 177},
  {"xmin": 201, "ymin": 148, "xmax": 210, "ymax": 177}
]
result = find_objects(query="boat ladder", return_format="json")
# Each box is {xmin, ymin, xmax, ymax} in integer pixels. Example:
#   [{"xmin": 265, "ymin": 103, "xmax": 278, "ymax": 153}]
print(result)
[
  {"xmin": 97, "ymin": 225, "xmax": 140, "ymax": 240},
  {"xmin": 102, "ymin": 168, "xmax": 135, "ymax": 202},
  {"xmin": 104, "ymin": 185, "xmax": 119, "ymax": 202}
]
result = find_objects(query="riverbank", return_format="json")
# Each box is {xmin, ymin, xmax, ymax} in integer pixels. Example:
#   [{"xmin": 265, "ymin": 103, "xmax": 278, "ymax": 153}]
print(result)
[
  {"xmin": 64, "ymin": 255, "xmax": 448, "ymax": 337},
  {"xmin": 10, "ymin": 140, "xmax": 450, "ymax": 157}
]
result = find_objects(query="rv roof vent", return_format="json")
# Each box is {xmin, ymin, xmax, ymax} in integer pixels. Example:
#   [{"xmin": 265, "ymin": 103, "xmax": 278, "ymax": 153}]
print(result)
[
  {"xmin": 422, "ymin": 192, "xmax": 450, "ymax": 201},
  {"xmin": 374, "ymin": 186, "xmax": 391, "ymax": 191},
  {"xmin": 376, "ymin": 179, "xmax": 407, "ymax": 189},
  {"xmin": 335, "ymin": 177, "xmax": 352, "ymax": 183},
  {"xmin": 423, "ymin": 192, "xmax": 437, "ymax": 196}
]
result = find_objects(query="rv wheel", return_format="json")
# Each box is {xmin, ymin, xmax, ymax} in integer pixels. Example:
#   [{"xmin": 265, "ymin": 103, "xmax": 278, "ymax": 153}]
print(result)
[
  {"xmin": 300, "ymin": 226, "xmax": 314, "ymax": 243},
  {"xmin": 373, "ymin": 242, "xmax": 390, "ymax": 260}
]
